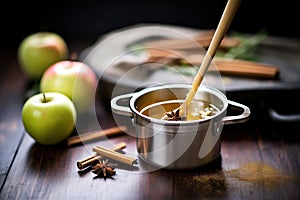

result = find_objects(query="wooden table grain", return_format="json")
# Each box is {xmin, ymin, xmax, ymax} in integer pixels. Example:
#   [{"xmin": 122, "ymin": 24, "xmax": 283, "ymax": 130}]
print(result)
[{"xmin": 0, "ymin": 40, "xmax": 299, "ymax": 200}]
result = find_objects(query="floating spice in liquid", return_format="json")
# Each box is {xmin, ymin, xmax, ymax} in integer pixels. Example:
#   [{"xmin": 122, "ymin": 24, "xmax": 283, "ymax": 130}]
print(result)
[
  {"xmin": 140, "ymin": 99, "xmax": 219, "ymax": 121},
  {"xmin": 187, "ymin": 99, "xmax": 219, "ymax": 121}
]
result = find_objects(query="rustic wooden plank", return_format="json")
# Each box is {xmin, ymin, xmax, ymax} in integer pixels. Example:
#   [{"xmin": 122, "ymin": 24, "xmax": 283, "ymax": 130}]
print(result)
[
  {"xmin": 172, "ymin": 122, "xmax": 298, "ymax": 200},
  {"xmin": 0, "ymin": 49, "xmax": 29, "ymax": 190},
  {"xmin": 172, "ymin": 123, "xmax": 262, "ymax": 200},
  {"xmin": 0, "ymin": 132, "xmax": 174, "ymax": 199},
  {"xmin": 220, "ymin": 124, "xmax": 266, "ymax": 200},
  {"xmin": 255, "ymin": 127, "xmax": 300, "ymax": 200},
  {"xmin": 1, "ymin": 93, "xmax": 173, "ymax": 199},
  {"xmin": 3, "ymin": 106, "xmax": 299, "ymax": 200}
]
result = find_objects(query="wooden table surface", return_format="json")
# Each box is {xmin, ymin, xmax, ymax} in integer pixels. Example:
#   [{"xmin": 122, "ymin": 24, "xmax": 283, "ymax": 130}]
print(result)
[{"xmin": 0, "ymin": 38, "xmax": 299, "ymax": 200}]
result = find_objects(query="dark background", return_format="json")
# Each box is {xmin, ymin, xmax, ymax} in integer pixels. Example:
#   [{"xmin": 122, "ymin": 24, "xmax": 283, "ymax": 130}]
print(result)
[{"xmin": 1, "ymin": 0, "xmax": 299, "ymax": 50}]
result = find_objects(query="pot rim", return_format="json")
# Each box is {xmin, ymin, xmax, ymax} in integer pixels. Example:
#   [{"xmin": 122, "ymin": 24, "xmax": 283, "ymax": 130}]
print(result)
[{"xmin": 129, "ymin": 83, "xmax": 228, "ymax": 125}]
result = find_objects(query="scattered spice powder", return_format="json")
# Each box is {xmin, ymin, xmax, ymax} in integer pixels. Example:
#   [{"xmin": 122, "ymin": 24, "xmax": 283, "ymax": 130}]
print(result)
[
  {"xmin": 191, "ymin": 170, "xmax": 227, "ymax": 197},
  {"xmin": 225, "ymin": 161, "xmax": 295, "ymax": 187},
  {"xmin": 182, "ymin": 161, "xmax": 298, "ymax": 198}
]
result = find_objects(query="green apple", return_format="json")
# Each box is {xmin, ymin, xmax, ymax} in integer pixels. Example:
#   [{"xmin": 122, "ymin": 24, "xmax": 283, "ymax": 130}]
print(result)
[
  {"xmin": 22, "ymin": 92, "xmax": 77, "ymax": 145},
  {"xmin": 40, "ymin": 60, "xmax": 98, "ymax": 113},
  {"xmin": 18, "ymin": 32, "xmax": 69, "ymax": 79}
]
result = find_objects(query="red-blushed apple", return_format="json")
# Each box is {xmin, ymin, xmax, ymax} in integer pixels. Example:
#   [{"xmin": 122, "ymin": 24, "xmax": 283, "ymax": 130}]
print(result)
[
  {"xmin": 40, "ymin": 60, "xmax": 98, "ymax": 113},
  {"xmin": 18, "ymin": 32, "xmax": 69, "ymax": 79},
  {"xmin": 22, "ymin": 92, "xmax": 77, "ymax": 145}
]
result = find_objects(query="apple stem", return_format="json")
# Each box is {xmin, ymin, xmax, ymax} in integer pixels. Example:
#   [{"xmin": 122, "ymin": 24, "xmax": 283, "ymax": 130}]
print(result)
[
  {"xmin": 70, "ymin": 52, "xmax": 78, "ymax": 61},
  {"xmin": 42, "ymin": 93, "xmax": 47, "ymax": 103}
]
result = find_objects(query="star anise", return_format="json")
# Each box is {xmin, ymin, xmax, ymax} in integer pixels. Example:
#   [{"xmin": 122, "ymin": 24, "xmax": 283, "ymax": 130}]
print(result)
[
  {"xmin": 92, "ymin": 159, "xmax": 117, "ymax": 177},
  {"xmin": 166, "ymin": 109, "xmax": 181, "ymax": 121}
]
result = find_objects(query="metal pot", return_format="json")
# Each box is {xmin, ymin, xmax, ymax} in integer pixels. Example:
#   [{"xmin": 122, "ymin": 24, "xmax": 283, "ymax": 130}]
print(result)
[{"xmin": 111, "ymin": 84, "xmax": 250, "ymax": 170}]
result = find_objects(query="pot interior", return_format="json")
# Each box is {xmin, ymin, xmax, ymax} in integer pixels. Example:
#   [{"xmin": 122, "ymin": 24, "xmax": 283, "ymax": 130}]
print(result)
[{"xmin": 132, "ymin": 85, "xmax": 226, "ymax": 121}]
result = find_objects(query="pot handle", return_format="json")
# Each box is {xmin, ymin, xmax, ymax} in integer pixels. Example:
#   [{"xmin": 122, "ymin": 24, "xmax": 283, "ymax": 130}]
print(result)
[
  {"xmin": 221, "ymin": 100, "xmax": 251, "ymax": 125},
  {"xmin": 268, "ymin": 108, "xmax": 300, "ymax": 123},
  {"xmin": 111, "ymin": 93, "xmax": 134, "ymax": 117}
]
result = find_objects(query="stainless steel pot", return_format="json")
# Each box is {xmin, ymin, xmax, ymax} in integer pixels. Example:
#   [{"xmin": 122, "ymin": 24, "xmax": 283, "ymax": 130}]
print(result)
[{"xmin": 111, "ymin": 84, "xmax": 250, "ymax": 170}]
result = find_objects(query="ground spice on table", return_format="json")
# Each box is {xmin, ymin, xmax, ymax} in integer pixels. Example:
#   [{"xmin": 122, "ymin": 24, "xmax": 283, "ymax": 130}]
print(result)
[
  {"xmin": 191, "ymin": 170, "xmax": 227, "ymax": 197},
  {"xmin": 184, "ymin": 161, "xmax": 297, "ymax": 198},
  {"xmin": 225, "ymin": 161, "xmax": 296, "ymax": 186},
  {"xmin": 179, "ymin": 169, "xmax": 227, "ymax": 198}
]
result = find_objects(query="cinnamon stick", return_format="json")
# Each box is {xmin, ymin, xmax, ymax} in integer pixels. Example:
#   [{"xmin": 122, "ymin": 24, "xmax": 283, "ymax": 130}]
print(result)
[
  {"xmin": 145, "ymin": 49, "xmax": 279, "ymax": 79},
  {"xmin": 92, "ymin": 145, "xmax": 137, "ymax": 166},
  {"xmin": 67, "ymin": 126, "xmax": 127, "ymax": 146},
  {"xmin": 213, "ymin": 59, "xmax": 279, "ymax": 78},
  {"xmin": 143, "ymin": 30, "xmax": 240, "ymax": 50},
  {"xmin": 77, "ymin": 142, "xmax": 127, "ymax": 170}
]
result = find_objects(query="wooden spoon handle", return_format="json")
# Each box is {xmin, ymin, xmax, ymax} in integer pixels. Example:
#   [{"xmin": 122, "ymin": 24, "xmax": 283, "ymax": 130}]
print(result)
[{"xmin": 183, "ymin": 0, "xmax": 241, "ymax": 114}]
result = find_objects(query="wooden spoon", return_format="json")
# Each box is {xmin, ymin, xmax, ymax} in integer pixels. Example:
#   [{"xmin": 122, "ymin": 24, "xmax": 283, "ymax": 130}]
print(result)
[{"xmin": 164, "ymin": 0, "xmax": 241, "ymax": 120}]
